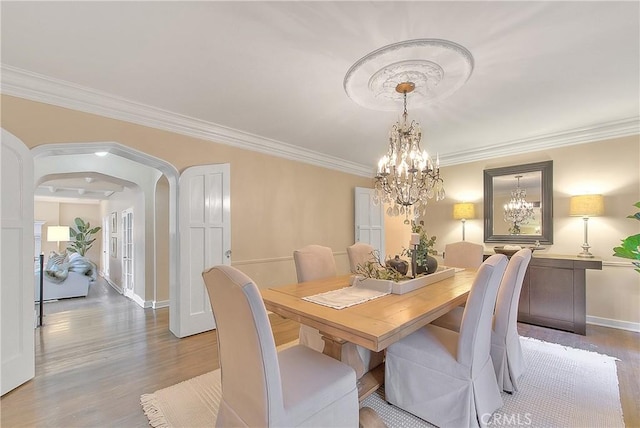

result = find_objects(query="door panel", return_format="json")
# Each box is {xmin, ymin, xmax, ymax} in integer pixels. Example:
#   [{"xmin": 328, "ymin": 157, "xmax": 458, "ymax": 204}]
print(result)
[
  {"xmin": 175, "ymin": 164, "xmax": 230, "ymax": 338},
  {"xmin": 1, "ymin": 129, "xmax": 35, "ymax": 395}
]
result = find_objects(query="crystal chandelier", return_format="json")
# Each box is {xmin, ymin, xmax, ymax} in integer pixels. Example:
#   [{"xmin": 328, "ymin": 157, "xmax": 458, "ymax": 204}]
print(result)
[
  {"xmin": 373, "ymin": 82, "xmax": 445, "ymax": 224},
  {"xmin": 503, "ymin": 175, "xmax": 534, "ymax": 235}
]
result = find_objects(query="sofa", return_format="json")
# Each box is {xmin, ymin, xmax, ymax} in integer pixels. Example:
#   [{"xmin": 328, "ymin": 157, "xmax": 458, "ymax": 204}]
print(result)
[
  {"xmin": 35, "ymin": 270, "xmax": 91, "ymax": 300},
  {"xmin": 34, "ymin": 251, "xmax": 97, "ymax": 301}
]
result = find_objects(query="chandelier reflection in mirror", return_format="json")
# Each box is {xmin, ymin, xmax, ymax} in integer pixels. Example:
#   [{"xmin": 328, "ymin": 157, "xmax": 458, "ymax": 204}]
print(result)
[
  {"xmin": 503, "ymin": 175, "xmax": 534, "ymax": 235},
  {"xmin": 373, "ymin": 82, "xmax": 445, "ymax": 224}
]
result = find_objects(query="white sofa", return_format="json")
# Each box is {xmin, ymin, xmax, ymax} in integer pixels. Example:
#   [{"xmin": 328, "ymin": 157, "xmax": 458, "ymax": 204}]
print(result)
[{"xmin": 35, "ymin": 271, "xmax": 91, "ymax": 301}]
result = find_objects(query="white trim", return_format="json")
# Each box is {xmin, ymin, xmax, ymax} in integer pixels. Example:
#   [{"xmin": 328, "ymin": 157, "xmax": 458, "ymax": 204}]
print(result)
[
  {"xmin": 153, "ymin": 300, "xmax": 170, "ymax": 309},
  {"xmin": 131, "ymin": 294, "xmax": 152, "ymax": 309},
  {"xmin": 4, "ymin": 65, "xmax": 637, "ymax": 172},
  {"xmin": 440, "ymin": 117, "xmax": 640, "ymax": 166},
  {"xmin": 2, "ymin": 65, "xmax": 372, "ymax": 177},
  {"xmin": 103, "ymin": 275, "xmax": 123, "ymax": 294},
  {"xmin": 231, "ymin": 251, "xmax": 347, "ymax": 266},
  {"xmin": 602, "ymin": 260, "xmax": 636, "ymax": 268},
  {"xmin": 102, "ymin": 272, "xmax": 155, "ymax": 309},
  {"xmin": 586, "ymin": 315, "xmax": 640, "ymax": 333}
]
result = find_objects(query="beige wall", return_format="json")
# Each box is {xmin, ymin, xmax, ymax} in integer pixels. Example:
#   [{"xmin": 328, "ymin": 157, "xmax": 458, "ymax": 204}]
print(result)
[
  {"xmin": 2, "ymin": 95, "xmax": 373, "ymax": 293},
  {"xmin": 5, "ymin": 95, "xmax": 638, "ymax": 327},
  {"xmin": 418, "ymin": 135, "xmax": 640, "ymax": 326},
  {"xmin": 35, "ymin": 200, "xmax": 102, "ymax": 265}
]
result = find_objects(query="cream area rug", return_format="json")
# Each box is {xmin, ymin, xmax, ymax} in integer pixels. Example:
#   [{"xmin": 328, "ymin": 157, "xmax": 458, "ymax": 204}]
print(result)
[{"xmin": 141, "ymin": 337, "xmax": 624, "ymax": 427}]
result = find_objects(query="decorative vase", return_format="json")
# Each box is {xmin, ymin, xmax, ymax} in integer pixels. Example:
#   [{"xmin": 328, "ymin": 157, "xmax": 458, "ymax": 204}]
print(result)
[
  {"xmin": 387, "ymin": 255, "xmax": 409, "ymax": 275},
  {"xmin": 417, "ymin": 255, "xmax": 438, "ymax": 275}
]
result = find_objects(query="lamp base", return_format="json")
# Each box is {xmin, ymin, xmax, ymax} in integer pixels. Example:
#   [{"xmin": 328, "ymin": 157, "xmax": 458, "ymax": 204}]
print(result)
[
  {"xmin": 577, "ymin": 244, "xmax": 594, "ymax": 258},
  {"xmin": 577, "ymin": 252, "xmax": 595, "ymax": 258}
]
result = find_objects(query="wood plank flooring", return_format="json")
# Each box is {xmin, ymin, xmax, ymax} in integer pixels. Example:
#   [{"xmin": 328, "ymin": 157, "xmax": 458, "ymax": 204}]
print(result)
[{"xmin": 1, "ymin": 277, "xmax": 638, "ymax": 427}]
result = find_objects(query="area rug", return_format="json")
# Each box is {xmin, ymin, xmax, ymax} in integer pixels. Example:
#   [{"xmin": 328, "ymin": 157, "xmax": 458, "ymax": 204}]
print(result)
[{"xmin": 141, "ymin": 337, "xmax": 623, "ymax": 427}]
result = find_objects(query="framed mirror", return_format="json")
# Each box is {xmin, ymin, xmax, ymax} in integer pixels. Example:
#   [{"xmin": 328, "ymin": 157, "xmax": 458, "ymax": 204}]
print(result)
[{"xmin": 483, "ymin": 161, "xmax": 553, "ymax": 244}]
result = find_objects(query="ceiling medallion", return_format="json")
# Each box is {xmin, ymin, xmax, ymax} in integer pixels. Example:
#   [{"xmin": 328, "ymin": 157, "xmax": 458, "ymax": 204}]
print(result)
[{"xmin": 344, "ymin": 39, "xmax": 474, "ymax": 111}]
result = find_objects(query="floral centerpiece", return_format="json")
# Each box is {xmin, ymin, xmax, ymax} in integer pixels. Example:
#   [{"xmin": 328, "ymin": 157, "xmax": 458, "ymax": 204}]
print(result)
[{"xmin": 402, "ymin": 221, "xmax": 438, "ymax": 274}]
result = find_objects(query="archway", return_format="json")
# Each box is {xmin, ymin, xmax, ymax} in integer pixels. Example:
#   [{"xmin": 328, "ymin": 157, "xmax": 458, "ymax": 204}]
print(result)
[{"xmin": 31, "ymin": 142, "xmax": 180, "ymax": 334}]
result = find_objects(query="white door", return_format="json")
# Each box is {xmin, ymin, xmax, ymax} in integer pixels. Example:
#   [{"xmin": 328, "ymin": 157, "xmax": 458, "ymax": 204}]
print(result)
[
  {"xmin": 355, "ymin": 187, "xmax": 385, "ymax": 260},
  {"xmin": 122, "ymin": 209, "xmax": 134, "ymax": 298},
  {"xmin": 174, "ymin": 164, "xmax": 230, "ymax": 338},
  {"xmin": 1, "ymin": 129, "xmax": 35, "ymax": 395},
  {"xmin": 102, "ymin": 215, "xmax": 110, "ymax": 278}
]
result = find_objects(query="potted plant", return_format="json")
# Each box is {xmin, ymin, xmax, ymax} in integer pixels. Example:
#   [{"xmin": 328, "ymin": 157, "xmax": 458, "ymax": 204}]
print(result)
[
  {"xmin": 613, "ymin": 201, "xmax": 640, "ymax": 273},
  {"xmin": 402, "ymin": 221, "xmax": 438, "ymax": 275},
  {"xmin": 67, "ymin": 217, "xmax": 102, "ymax": 257}
]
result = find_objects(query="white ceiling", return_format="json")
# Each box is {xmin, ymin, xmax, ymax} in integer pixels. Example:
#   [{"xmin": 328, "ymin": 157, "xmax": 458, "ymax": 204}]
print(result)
[
  {"xmin": 2, "ymin": 1, "xmax": 639, "ymax": 192},
  {"xmin": 33, "ymin": 172, "xmax": 128, "ymax": 203}
]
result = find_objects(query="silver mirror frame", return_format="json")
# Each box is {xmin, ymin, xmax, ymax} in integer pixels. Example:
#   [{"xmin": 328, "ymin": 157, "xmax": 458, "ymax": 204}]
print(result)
[{"xmin": 483, "ymin": 160, "xmax": 554, "ymax": 244}]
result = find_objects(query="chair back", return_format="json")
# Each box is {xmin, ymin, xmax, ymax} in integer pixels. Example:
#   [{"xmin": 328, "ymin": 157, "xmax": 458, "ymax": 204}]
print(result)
[
  {"xmin": 346, "ymin": 242, "xmax": 376, "ymax": 273},
  {"xmin": 493, "ymin": 249, "xmax": 532, "ymax": 340},
  {"xmin": 443, "ymin": 241, "xmax": 484, "ymax": 269},
  {"xmin": 202, "ymin": 265, "xmax": 283, "ymax": 426},
  {"xmin": 293, "ymin": 244, "xmax": 337, "ymax": 282},
  {"xmin": 458, "ymin": 254, "xmax": 508, "ymax": 371}
]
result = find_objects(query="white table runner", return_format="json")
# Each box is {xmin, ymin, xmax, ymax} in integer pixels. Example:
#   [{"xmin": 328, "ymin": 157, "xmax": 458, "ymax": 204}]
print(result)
[{"xmin": 302, "ymin": 277, "xmax": 391, "ymax": 310}]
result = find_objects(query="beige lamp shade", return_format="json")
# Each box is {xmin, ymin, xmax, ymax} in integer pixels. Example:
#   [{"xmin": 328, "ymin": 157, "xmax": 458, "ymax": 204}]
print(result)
[
  {"xmin": 47, "ymin": 226, "xmax": 70, "ymax": 242},
  {"xmin": 453, "ymin": 203, "xmax": 475, "ymax": 220},
  {"xmin": 569, "ymin": 194, "xmax": 604, "ymax": 217}
]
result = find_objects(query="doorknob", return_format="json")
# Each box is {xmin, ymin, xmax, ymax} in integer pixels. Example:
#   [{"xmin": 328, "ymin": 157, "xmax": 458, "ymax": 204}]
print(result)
[{"xmin": 225, "ymin": 250, "xmax": 232, "ymax": 259}]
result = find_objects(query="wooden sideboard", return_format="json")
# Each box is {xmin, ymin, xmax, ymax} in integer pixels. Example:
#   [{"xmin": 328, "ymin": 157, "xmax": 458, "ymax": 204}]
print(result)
[{"xmin": 484, "ymin": 252, "xmax": 602, "ymax": 335}]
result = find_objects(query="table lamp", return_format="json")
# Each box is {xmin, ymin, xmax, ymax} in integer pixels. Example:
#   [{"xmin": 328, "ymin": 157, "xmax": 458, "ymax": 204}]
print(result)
[
  {"xmin": 453, "ymin": 202, "xmax": 475, "ymax": 241},
  {"xmin": 569, "ymin": 194, "xmax": 604, "ymax": 258},
  {"xmin": 47, "ymin": 225, "xmax": 70, "ymax": 253}
]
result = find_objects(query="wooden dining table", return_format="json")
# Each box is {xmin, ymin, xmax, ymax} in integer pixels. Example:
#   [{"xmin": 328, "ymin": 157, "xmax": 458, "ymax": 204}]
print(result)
[{"xmin": 261, "ymin": 269, "xmax": 477, "ymax": 400}]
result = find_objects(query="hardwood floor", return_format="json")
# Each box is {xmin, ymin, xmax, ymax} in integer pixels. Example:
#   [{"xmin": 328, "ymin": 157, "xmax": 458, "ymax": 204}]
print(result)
[{"xmin": 1, "ymin": 277, "xmax": 638, "ymax": 427}]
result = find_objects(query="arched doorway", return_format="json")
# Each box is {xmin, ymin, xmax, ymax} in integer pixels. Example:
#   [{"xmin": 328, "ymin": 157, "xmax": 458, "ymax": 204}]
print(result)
[{"xmin": 31, "ymin": 142, "xmax": 180, "ymax": 332}]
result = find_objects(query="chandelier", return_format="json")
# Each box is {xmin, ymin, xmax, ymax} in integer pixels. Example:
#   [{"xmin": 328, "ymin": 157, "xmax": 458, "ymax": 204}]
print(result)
[
  {"xmin": 373, "ymin": 82, "xmax": 445, "ymax": 224},
  {"xmin": 503, "ymin": 175, "xmax": 534, "ymax": 235}
]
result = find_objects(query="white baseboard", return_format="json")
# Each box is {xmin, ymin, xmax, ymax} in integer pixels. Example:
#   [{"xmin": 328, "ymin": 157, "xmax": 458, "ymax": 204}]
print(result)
[
  {"xmin": 153, "ymin": 300, "xmax": 170, "ymax": 309},
  {"xmin": 102, "ymin": 275, "xmax": 123, "ymax": 294},
  {"xmin": 586, "ymin": 315, "xmax": 640, "ymax": 333}
]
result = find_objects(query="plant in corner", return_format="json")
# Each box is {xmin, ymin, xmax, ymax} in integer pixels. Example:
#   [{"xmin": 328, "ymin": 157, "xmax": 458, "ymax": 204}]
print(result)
[
  {"xmin": 613, "ymin": 201, "xmax": 640, "ymax": 273},
  {"xmin": 67, "ymin": 217, "xmax": 102, "ymax": 256}
]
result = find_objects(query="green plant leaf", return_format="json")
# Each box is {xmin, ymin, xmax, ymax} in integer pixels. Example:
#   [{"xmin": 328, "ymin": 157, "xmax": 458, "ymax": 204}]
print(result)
[{"xmin": 613, "ymin": 203, "xmax": 640, "ymax": 272}]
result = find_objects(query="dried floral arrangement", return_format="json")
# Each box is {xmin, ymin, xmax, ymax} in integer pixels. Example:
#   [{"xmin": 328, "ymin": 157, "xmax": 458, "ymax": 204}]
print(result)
[{"xmin": 354, "ymin": 249, "xmax": 406, "ymax": 282}]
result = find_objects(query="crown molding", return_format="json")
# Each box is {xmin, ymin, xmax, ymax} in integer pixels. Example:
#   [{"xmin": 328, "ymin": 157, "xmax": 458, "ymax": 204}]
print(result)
[
  {"xmin": 2, "ymin": 65, "xmax": 638, "ymax": 172},
  {"xmin": 439, "ymin": 117, "xmax": 640, "ymax": 166},
  {"xmin": 1, "ymin": 65, "xmax": 373, "ymax": 177}
]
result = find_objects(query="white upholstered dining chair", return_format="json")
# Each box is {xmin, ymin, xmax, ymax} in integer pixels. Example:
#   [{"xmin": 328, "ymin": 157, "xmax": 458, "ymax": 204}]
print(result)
[
  {"xmin": 293, "ymin": 245, "xmax": 338, "ymax": 353},
  {"xmin": 432, "ymin": 248, "xmax": 532, "ymax": 392},
  {"xmin": 293, "ymin": 244, "xmax": 384, "ymax": 379},
  {"xmin": 346, "ymin": 242, "xmax": 376, "ymax": 274},
  {"xmin": 202, "ymin": 265, "xmax": 359, "ymax": 427},
  {"xmin": 385, "ymin": 254, "xmax": 508, "ymax": 427},
  {"xmin": 443, "ymin": 241, "xmax": 484, "ymax": 269}
]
